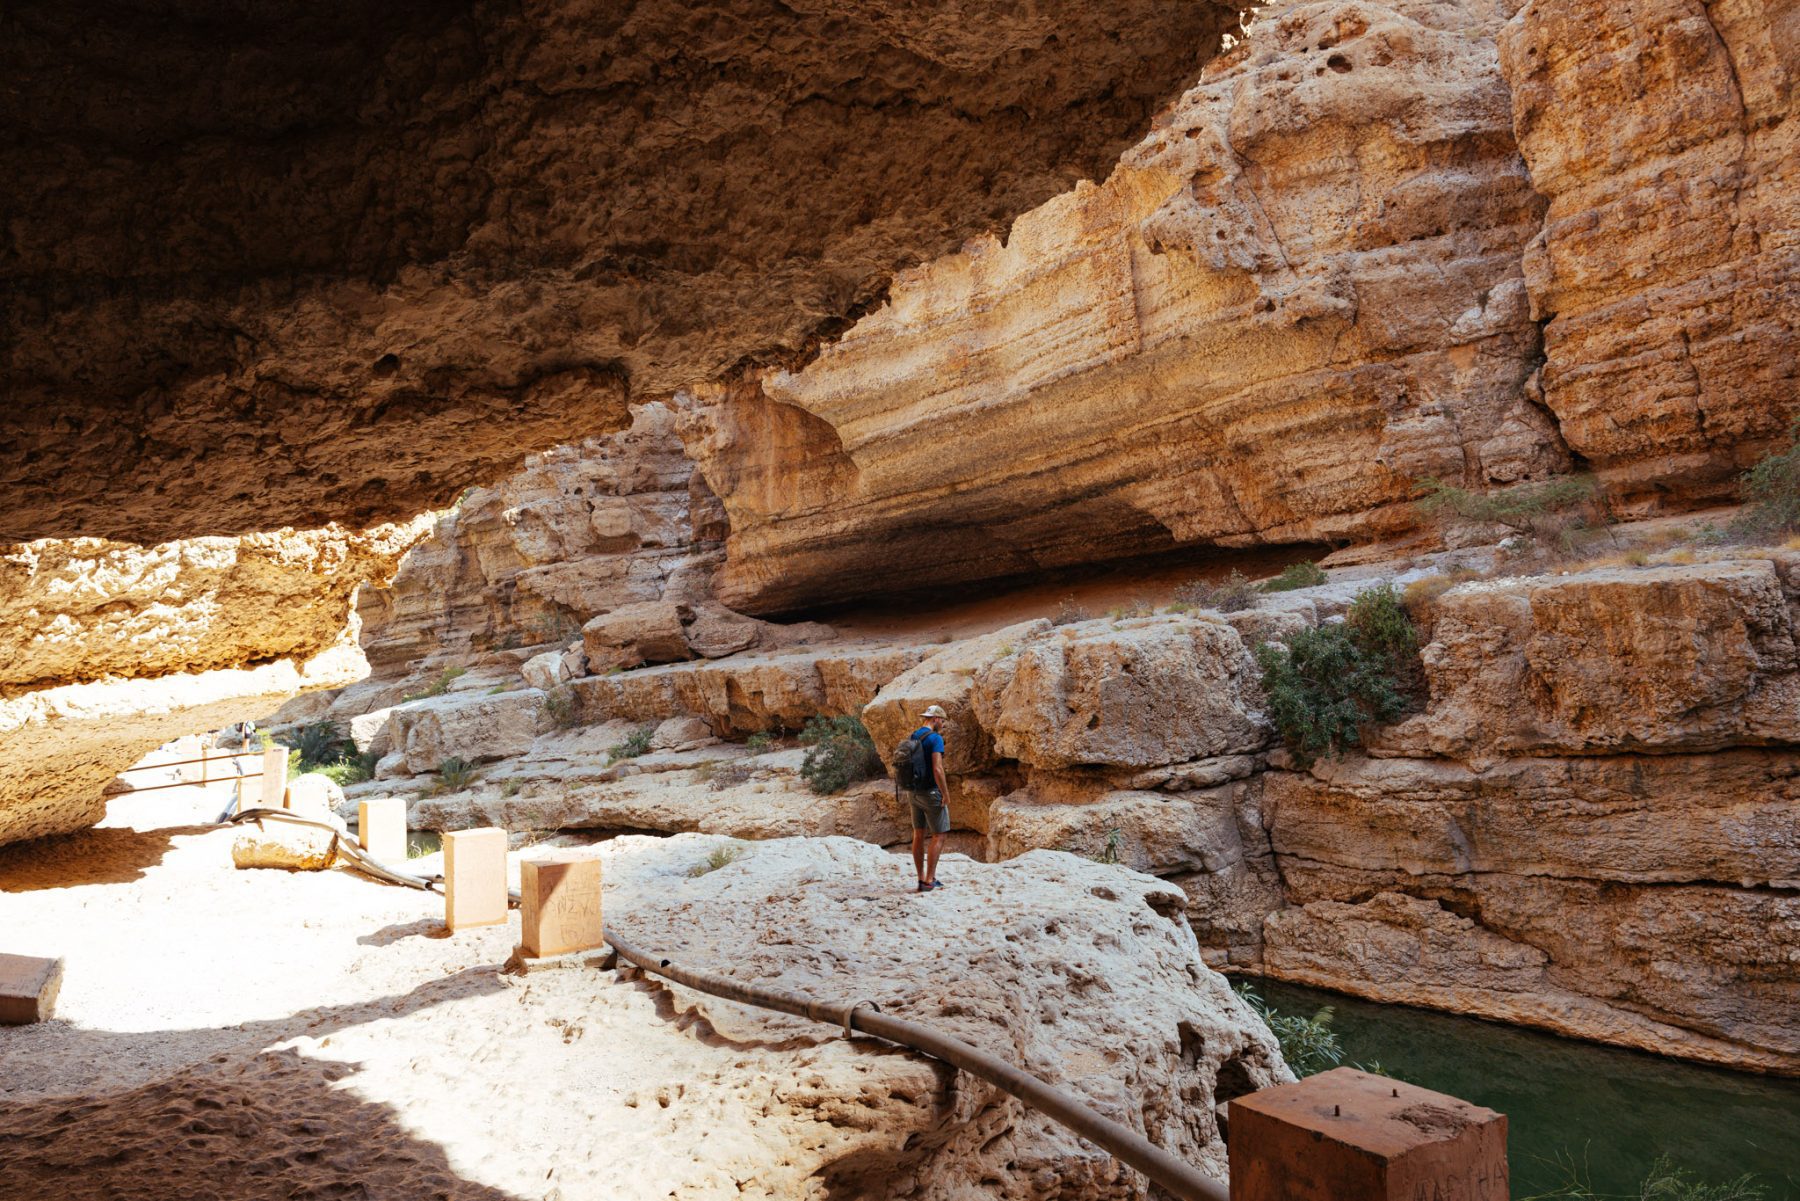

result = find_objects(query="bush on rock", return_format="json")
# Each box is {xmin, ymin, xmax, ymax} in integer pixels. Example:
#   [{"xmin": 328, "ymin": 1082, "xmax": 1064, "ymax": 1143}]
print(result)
[
  {"xmin": 1254, "ymin": 585, "xmax": 1422, "ymax": 765},
  {"xmin": 798, "ymin": 715, "xmax": 881, "ymax": 795}
]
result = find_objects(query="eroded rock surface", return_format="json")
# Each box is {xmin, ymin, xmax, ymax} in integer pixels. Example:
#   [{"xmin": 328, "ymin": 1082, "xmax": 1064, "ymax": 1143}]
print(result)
[
  {"xmin": 1497, "ymin": 0, "xmax": 1800, "ymax": 506},
  {"xmin": 684, "ymin": 0, "xmax": 1560, "ymax": 612},
  {"xmin": 1, "ymin": 0, "xmax": 1240, "ymax": 545}
]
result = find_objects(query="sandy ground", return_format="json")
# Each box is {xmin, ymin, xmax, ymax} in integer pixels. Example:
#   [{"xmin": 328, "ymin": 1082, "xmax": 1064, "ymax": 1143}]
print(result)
[{"xmin": 0, "ymin": 799, "xmax": 907, "ymax": 1200}]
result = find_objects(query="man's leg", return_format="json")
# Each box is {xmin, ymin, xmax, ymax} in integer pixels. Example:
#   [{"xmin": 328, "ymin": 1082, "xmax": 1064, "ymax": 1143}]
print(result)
[
  {"xmin": 911, "ymin": 828, "xmax": 927, "ymax": 882},
  {"xmin": 925, "ymin": 832, "xmax": 946, "ymax": 885}
]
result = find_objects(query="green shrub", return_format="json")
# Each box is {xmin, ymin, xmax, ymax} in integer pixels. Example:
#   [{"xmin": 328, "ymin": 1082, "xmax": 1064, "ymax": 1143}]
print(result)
[
  {"xmin": 1234, "ymin": 983, "xmax": 1345, "ymax": 1076},
  {"xmin": 291, "ymin": 721, "xmax": 348, "ymax": 771},
  {"xmin": 540, "ymin": 686, "xmax": 580, "ymax": 730},
  {"xmin": 434, "ymin": 756, "xmax": 477, "ymax": 793},
  {"xmin": 689, "ymin": 843, "xmax": 745, "ymax": 877},
  {"xmin": 1262, "ymin": 560, "xmax": 1328, "ymax": 592},
  {"xmin": 1735, "ymin": 419, "xmax": 1800, "ymax": 536},
  {"xmin": 744, "ymin": 731, "xmax": 775, "ymax": 753},
  {"xmin": 1415, "ymin": 475, "xmax": 1601, "ymax": 553},
  {"xmin": 402, "ymin": 666, "xmax": 468, "ymax": 702},
  {"xmin": 1254, "ymin": 585, "xmax": 1421, "ymax": 765},
  {"xmin": 1176, "ymin": 569, "xmax": 1262, "ymax": 611},
  {"xmin": 606, "ymin": 727, "xmax": 654, "ymax": 765},
  {"xmin": 798, "ymin": 714, "xmax": 881, "ymax": 795},
  {"xmin": 318, "ymin": 753, "xmax": 375, "ymax": 787}
]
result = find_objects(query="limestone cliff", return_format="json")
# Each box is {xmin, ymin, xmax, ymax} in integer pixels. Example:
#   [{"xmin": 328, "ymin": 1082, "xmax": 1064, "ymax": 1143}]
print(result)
[
  {"xmin": 684, "ymin": 0, "xmax": 1566, "ymax": 613},
  {"xmin": 353, "ymin": 402, "xmax": 720, "ymax": 684},
  {"xmin": 1, "ymin": 0, "xmax": 1240, "ymax": 544},
  {"xmin": 1497, "ymin": 0, "xmax": 1800, "ymax": 507}
]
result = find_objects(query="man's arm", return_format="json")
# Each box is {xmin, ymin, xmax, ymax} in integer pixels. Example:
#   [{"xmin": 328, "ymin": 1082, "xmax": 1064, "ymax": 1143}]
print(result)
[{"xmin": 931, "ymin": 750, "xmax": 949, "ymax": 797}]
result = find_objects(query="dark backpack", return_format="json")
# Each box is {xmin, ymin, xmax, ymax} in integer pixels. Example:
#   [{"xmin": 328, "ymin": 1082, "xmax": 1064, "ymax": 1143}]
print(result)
[{"xmin": 892, "ymin": 730, "xmax": 934, "ymax": 792}]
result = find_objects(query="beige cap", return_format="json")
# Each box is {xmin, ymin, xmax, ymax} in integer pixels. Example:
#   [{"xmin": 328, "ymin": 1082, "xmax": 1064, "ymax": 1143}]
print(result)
[{"xmin": 922, "ymin": 705, "xmax": 948, "ymax": 719}]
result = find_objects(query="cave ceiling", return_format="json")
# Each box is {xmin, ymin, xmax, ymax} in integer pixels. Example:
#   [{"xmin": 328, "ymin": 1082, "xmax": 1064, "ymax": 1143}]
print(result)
[{"xmin": 0, "ymin": 0, "xmax": 1237, "ymax": 544}]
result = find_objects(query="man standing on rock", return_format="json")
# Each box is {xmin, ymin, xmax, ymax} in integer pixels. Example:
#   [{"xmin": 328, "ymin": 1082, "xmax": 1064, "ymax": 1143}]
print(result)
[{"xmin": 909, "ymin": 705, "xmax": 952, "ymax": 892}]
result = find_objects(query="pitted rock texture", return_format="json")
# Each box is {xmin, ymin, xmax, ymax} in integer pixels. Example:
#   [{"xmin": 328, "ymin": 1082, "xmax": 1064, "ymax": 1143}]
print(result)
[
  {"xmin": 355, "ymin": 402, "xmax": 718, "ymax": 683},
  {"xmin": 1497, "ymin": 0, "xmax": 1800, "ymax": 506},
  {"xmin": 607, "ymin": 836, "xmax": 1288, "ymax": 1196},
  {"xmin": 0, "ymin": 830, "xmax": 1287, "ymax": 1200},
  {"xmin": 0, "ymin": 0, "xmax": 1239, "ymax": 544},
  {"xmin": 683, "ymin": 0, "xmax": 1562, "ymax": 613},
  {"xmin": 1, "ymin": 522, "xmax": 426, "ymax": 694}
]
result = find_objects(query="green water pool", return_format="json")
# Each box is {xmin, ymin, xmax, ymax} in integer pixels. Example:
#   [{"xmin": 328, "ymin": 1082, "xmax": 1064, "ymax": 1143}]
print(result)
[{"xmin": 1255, "ymin": 981, "xmax": 1800, "ymax": 1199}]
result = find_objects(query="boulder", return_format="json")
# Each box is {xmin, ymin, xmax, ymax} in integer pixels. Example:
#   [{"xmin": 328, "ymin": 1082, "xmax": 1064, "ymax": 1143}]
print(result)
[
  {"xmin": 390, "ymin": 690, "xmax": 551, "ymax": 773},
  {"xmin": 572, "ymin": 645, "xmax": 927, "ymax": 736},
  {"xmin": 681, "ymin": 604, "xmax": 764, "ymax": 659},
  {"xmin": 521, "ymin": 650, "xmax": 570, "ymax": 692},
  {"xmin": 649, "ymin": 716, "xmax": 716, "ymax": 752},
  {"xmin": 230, "ymin": 817, "xmax": 339, "ymax": 871},
  {"xmin": 862, "ymin": 621, "xmax": 1051, "ymax": 776},
  {"xmin": 986, "ymin": 782, "xmax": 1265, "ymax": 878},
  {"xmin": 973, "ymin": 616, "xmax": 1267, "ymax": 770},
  {"xmin": 1377, "ymin": 560, "xmax": 1800, "ymax": 759},
  {"xmin": 347, "ymin": 706, "xmax": 395, "ymax": 758},
  {"xmin": 582, "ymin": 602, "xmax": 693, "ymax": 671},
  {"xmin": 603, "ymin": 835, "xmax": 1291, "ymax": 1190},
  {"xmin": 559, "ymin": 643, "xmax": 590, "ymax": 680}
]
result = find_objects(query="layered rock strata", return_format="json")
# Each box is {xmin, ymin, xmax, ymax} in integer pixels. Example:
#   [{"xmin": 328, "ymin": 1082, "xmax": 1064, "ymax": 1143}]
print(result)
[
  {"xmin": 905, "ymin": 557, "xmax": 1800, "ymax": 1075},
  {"xmin": 0, "ymin": 522, "xmax": 424, "ymax": 845},
  {"xmin": 683, "ymin": 0, "xmax": 1564, "ymax": 613},
  {"xmin": 1497, "ymin": 0, "xmax": 1800, "ymax": 505},
  {"xmin": 354, "ymin": 402, "xmax": 718, "ymax": 681},
  {"xmin": 1, "ymin": 0, "xmax": 1240, "ymax": 544}
]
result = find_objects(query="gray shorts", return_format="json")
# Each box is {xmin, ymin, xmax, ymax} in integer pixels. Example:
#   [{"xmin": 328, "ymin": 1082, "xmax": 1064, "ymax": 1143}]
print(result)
[{"xmin": 907, "ymin": 788, "xmax": 950, "ymax": 834}]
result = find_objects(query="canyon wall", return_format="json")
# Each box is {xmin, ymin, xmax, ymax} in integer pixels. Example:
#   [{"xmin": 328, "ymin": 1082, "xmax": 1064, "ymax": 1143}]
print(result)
[
  {"xmin": 675, "ymin": 0, "xmax": 1799, "ymax": 615},
  {"xmin": 1497, "ymin": 0, "xmax": 1800, "ymax": 503}
]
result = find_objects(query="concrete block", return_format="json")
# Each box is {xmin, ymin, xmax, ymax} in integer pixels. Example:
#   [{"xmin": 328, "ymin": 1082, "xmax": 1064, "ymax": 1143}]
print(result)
[
  {"xmin": 1228, "ymin": 1067, "xmax": 1506, "ymax": 1201},
  {"xmin": 0, "ymin": 953, "xmax": 65, "ymax": 1024},
  {"xmin": 443, "ymin": 827, "xmax": 508, "ymax": 931},
  {"xmin": 519, "ymin": 854, "xmax": 604, "ymax": 958},
  {"xmin": 358, "ymin": 796, "xmax": 408, "ymax": 865}
]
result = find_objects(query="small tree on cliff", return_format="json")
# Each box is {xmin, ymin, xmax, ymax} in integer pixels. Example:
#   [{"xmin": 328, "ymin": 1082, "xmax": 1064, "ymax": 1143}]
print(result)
[{"xmin": 1735, "ymin": 418, "xmax": 1800, "ymax": 536}]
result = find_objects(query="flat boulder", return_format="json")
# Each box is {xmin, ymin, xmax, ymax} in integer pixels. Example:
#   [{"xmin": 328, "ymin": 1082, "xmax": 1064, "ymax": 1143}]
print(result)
[
  {"xmin": 973, "ymin": 615, "xmax": 1267, "ymax": 770},
  {"xmin": 1377, "ymin": 559, "xmax": 1800, "ymax": 759},
  {"xmin": 862, "ymin": 621, "xmax": 1051, "ymax": 776},
  {"xmin": 582, "ymin": 602, "xmax": 694, "ymax": 671},
  {"xmin": 390, "ymin": 689, "xmax": 551, "ymax": 774}
]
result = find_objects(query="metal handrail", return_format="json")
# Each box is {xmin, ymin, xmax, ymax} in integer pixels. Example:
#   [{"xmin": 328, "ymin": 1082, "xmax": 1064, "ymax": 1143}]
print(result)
[
  {"xmin": 118, "ymin": 751, "xmax": 265, "ymax": 772},
  {"xmin": 605, "ymin": 929, "xmax": 1230, "ymax": 1201}
]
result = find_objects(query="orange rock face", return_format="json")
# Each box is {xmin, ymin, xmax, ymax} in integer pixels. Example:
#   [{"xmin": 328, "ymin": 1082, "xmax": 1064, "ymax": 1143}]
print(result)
[
  {"xmin": 1496, "ymin": 0, "xmax": 1800, "ymax": 505},
  {"xmin": 685, "ymin": 0, "xmax": 1564, "ymax": 613}
]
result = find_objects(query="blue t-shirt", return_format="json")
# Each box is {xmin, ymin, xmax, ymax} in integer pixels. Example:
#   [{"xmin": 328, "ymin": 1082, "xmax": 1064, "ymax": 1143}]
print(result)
[{"xmin": 912, "ymin": 726, "xmax": 945, "ymax": 758}]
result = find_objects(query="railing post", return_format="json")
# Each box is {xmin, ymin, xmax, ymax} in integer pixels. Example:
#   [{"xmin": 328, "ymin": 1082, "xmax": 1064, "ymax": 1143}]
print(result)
[
  {"xmin": 1227, "ymin": 1067, "xmax": 1506, "ymax": 1201},
  {"xmin": 257, "ymin": 745, "xmax": 288, "ymax": 813}
]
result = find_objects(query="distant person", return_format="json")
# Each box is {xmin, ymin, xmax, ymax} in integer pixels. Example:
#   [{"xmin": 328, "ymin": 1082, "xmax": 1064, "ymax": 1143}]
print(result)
[{"xmin": 904, "ymin": 705, "xmax": 952, "ymax": 892}]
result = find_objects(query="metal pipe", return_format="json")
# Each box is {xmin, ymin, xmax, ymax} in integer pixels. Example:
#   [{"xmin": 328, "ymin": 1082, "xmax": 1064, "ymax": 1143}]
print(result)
[
  {"xmin": 226, "ymin": 808, "xmax": 445, "ymax": 893},
  {"xmin": 118, "ymin": 752, "xmax": 263, "ymax": 772},
  {"xmin": 107, "ymin": 776, "xmax": 246, "ymax": 793},
  {"xmin": 605, "ymin": 929, "xmax": 1229, "ymax": 1201}
]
